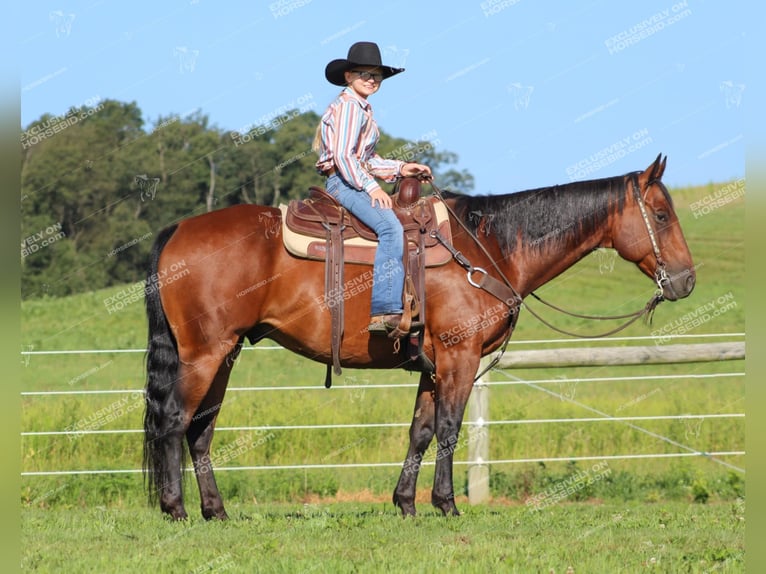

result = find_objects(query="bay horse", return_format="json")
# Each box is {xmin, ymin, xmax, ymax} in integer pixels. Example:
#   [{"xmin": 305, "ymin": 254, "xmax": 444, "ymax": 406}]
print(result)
[{"xmin": 143, "ymin": 154, "xmax": 695, "ymax": 520}]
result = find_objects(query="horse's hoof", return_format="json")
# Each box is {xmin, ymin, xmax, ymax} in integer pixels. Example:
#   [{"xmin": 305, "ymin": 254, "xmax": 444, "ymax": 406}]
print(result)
[
  {"xmin": 202, "ymin": 508, "xmax": 229, "ymax": 521},
  {"xmin": 432, "ymin": 495, "xmax": 461, "ymax": 517},
  {"xmin": 165, "ymin": 509, "xmax": 188, "ymax": 521},
  {"xmin": 393, "ymin": 493, "xmax": 417, "ymax": 517},
  {"xmin": 161, "ymin": 502, "xmax": 188, "ymax": 521}
]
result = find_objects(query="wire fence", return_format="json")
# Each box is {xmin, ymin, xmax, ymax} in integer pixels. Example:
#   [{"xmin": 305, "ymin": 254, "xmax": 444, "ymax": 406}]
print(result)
[{"xmin": 20, "ymin": 333, "xmax": 745, "ymax": 478}]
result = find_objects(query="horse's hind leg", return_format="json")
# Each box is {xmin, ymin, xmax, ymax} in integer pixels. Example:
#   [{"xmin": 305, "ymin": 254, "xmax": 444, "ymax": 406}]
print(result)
[
  {"xmin": 150, "ymin": 337, "xmax": 235, "ymax": 521},
  {"xmin": 186, "ymin": 344, "xmax": 241, "ymax": 520},
  {"xmin": 155, "ymin": 395, "xmax": 187, "ymax": 520},
  {"xmin": 393, "ymin": 372, "xmax": 437, "ymax": 517},
  {"xmin": 144, "ymin": 344, "xmax": 188, "ymax": 521}
]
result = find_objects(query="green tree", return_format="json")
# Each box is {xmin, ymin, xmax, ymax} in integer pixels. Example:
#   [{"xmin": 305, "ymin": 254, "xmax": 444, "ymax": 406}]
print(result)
[
  {"xmin": 21, "ymin": 100, "xmax": 147, "ymax": 297},
  {"xmin": 141, "ymin": 111, "xmax": 226, "ymax": 223}
]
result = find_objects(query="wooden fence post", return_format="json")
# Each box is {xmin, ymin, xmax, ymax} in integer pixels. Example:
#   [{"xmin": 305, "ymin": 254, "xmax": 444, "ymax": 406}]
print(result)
[{"xmin": 467, "ymin": 358, "xmax": 490, "ymax": 505}]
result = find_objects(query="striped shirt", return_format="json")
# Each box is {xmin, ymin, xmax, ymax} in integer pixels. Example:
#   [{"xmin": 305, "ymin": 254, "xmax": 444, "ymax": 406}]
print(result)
[{"xmin": 315, "ymin": 87, "xmax": 404, "ymax": 194}]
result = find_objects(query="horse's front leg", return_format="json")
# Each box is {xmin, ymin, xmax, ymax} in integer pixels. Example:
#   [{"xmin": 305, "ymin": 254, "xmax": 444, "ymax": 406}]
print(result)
[
  {"xmin": 393, "ymin": 371, "xmax": 437, "ymax": 517},
  {"xmin": 431, "ymin": 361, "xmax": 478, "ymax": 516}
]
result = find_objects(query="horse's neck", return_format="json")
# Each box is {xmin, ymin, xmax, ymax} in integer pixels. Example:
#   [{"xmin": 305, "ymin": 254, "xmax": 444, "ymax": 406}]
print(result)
[
  {"xmin": 503, "ymin": 224, "xmax": 609, "ymax": 297},
  {"xmin": 453, "ymin": 183, "xmax": 622, "ymax": 297}
]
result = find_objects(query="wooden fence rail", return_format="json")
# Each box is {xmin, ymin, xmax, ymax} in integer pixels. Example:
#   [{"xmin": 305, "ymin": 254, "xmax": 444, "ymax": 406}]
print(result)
[{"xmin": 495, "ymin": 342, "xmax": 744, "ymax": 369}]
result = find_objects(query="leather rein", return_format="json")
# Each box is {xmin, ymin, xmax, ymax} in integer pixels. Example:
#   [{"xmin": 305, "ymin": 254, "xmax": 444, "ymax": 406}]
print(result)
[{"xmin": 428, "ymin": 172, "xmax": 667, "ymax": 355}]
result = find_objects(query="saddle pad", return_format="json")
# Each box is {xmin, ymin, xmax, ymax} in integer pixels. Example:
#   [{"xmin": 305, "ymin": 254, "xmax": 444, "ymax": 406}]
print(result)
[{"xmin": 279, "ymin": 200, "xmax": 453, "ymax": 267}]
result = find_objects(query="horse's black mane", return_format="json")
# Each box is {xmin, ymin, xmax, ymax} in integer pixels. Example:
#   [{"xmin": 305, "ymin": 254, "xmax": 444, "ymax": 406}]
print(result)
[{"xmin": 444, "ymin": 175, "xmax": 632, "ymax": 254}]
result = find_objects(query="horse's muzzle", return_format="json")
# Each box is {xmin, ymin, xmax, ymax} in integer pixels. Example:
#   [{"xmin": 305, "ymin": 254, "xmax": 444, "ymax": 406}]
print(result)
[{"xmin": 663, "ymin": 267, "xmax": 696, "ymax": 301}]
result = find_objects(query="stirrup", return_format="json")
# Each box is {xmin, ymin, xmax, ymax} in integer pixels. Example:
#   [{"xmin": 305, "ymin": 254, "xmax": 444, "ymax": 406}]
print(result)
[
  {"xmin": 368, "ymin": 315, "xmax": 423, "ymax": 339},
  {"xmin": 368, "ymin": 314, "xmax": 401, "ymax": 336}
]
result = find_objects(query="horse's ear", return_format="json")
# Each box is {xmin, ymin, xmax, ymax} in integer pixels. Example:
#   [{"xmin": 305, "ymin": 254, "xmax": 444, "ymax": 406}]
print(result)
[{"xmin": 645, "ymin": 153, "xmax": 666, "ymax": 181}]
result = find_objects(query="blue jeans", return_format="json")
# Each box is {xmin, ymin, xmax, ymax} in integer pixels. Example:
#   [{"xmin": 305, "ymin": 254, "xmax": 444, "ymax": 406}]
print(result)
[{"xmin": 325, "ymin": 174, "xmax": 404, "ymax": 315}]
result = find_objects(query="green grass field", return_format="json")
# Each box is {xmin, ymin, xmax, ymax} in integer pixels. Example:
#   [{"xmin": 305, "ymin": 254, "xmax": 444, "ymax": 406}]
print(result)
[
  {"xmin": 20, "ymin": 182, "xmax": 745, "ymax": 571},
  {"xmin": 22, "ymin": 501, "xmax": 745, "ymax": 573}
]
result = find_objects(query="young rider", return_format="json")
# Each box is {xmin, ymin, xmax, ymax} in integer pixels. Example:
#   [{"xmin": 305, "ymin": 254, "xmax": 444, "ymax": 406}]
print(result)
[{"xmin": 315, "ymin": 41, "xmax": 431, "ymax": 336}]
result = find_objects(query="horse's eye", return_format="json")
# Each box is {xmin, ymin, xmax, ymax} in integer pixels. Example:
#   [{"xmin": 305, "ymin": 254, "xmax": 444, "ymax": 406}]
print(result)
[{"xmin": 655, "ymin": 211, "xmax": 669, "ymax": 223}]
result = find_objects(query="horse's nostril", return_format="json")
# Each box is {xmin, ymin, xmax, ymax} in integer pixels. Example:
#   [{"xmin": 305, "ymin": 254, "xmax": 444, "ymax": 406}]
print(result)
[{"xmin": 685, "ymin": 273, "xmax": 696, "ymax": 293}]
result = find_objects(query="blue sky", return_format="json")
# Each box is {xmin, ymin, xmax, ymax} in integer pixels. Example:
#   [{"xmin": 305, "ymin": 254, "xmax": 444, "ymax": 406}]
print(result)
[{"xmin": 20, "ymin": 0, "xmax": 746, "ymax": 194}]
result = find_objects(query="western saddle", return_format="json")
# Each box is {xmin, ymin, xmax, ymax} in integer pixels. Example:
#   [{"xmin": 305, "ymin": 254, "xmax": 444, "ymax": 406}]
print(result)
[{"xmin": 282, "ymin": 177, "xmax": 452, "ymax": 385}]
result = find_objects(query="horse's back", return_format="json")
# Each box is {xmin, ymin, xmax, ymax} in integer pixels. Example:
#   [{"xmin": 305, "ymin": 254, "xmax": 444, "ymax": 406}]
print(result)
[
  {"xmin": 177, "ymin": 204, "xmax": 280, "ymax": 238},
  {"xmin": 158, "ymin": 204, "xmax": 280, "ymax": 265}
]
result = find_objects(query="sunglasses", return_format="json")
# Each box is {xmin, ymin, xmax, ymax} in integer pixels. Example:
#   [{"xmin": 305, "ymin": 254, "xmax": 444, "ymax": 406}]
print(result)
[{"xmin": 350, "ymin": 70, "xmax": 383, "ymax": 83}]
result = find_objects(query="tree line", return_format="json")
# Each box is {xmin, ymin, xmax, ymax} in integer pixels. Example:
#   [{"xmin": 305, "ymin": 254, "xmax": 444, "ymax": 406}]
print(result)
[{"xmin": 20, "ymin": 99, "xmax": 474, "ymax": 299}]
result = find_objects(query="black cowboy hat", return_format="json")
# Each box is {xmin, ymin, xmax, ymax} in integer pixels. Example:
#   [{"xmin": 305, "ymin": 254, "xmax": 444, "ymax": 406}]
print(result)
[{"xmin": 325, "ymin": 41, "xmax": 404, "ymax": 86}]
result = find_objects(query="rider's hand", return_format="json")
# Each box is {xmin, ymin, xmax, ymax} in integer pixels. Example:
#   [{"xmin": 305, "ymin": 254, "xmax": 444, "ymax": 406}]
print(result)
[
  {"xmin": 369, "ymin": 187, "xmax": 392, "ymax": 209},
  {"xmin": 401, "ymin": 162, "xmax": 432, "ymax": 180}
]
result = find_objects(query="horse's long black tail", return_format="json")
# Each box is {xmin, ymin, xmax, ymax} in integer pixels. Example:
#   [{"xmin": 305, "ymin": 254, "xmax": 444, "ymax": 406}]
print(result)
[{"xmin": 142, "ymin": 224, "xmax": 185, "ymax": 506}]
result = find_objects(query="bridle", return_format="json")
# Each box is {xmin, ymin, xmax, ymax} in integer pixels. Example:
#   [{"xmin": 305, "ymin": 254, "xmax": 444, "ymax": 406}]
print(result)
[{"xmin": 628, "ymin": 171, "xmax": 670, "ymax": 294}]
